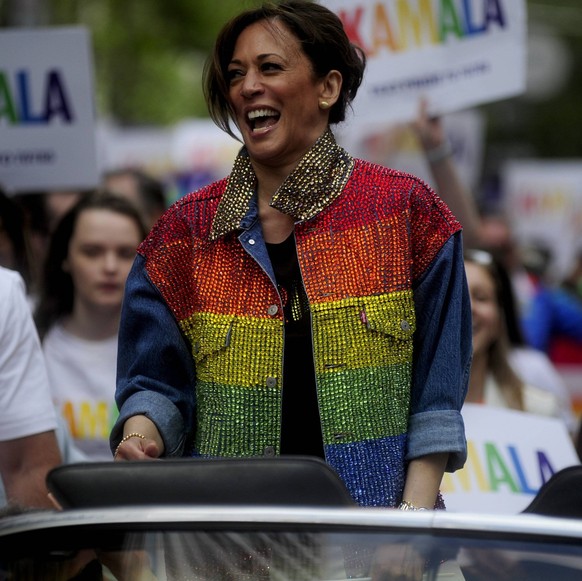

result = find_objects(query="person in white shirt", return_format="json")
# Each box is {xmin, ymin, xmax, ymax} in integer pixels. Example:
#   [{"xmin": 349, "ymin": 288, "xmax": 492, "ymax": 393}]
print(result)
[
  {"xmin": 35, "ymin": 191, "xmax": 146, "ymax": 461},
  {"xmin": 0, "ymin": 266, "xmax": 61, "ymax": 508}
]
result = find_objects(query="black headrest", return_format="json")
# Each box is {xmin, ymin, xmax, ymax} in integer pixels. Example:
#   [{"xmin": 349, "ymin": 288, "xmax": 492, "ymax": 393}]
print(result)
[
  {"xmin": 47, "ymin": 456, "xmax": 356, "ymax": 509},
  {"xmin": 522, "ymin": 465, "xmax": 582, "ymax": 519}
]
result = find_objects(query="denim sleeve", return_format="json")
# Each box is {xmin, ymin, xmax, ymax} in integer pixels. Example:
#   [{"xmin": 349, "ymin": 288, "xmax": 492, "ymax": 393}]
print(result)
[
  {"xmin": 407, "ymin": 232, "xmax": 471, "ymax": 472},
  {"xmin": 110, "ymin": 255, "xmax": 197, "ymax": 457}
]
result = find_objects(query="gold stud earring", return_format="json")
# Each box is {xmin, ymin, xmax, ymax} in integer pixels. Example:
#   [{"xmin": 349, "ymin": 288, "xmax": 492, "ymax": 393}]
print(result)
[{"xmin": 319, "ymin": 100, "xmax": 330, "ymax": 110}]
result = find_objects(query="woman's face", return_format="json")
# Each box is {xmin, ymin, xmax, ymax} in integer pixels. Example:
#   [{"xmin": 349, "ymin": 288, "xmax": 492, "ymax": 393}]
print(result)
[
  {"xmin": 465, "ymin": 261, "xmax": 502, "ymax": 357},
  {"xmin": 64, "ymin": 208, "xmax": 141, "ymax": 314},
  {"xmin": 227, "ymin": 19, "xmax": 332, "ymax": 173}
]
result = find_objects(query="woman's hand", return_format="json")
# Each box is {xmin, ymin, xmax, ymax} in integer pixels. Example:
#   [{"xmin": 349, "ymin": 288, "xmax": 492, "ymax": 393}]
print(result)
[
  {"xmin": 114, "ymin": 434, "xmax": 161, "ymax": 461},
  {"xmin": 113, "ymin": 415, "xmax": 164, "ymax": 461}
]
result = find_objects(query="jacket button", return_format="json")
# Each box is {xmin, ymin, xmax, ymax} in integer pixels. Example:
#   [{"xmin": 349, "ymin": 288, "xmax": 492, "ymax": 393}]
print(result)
[
  {"xmin": 267, "ymin": 304, "xmax": 278, "ymax": 316},
  {"xmin": 264, "ymin": 446, "xmax": 275, "ymax": 457},
  {"xmin": 400, "ymin": 319, "xmax": 411, "ymax": 332},
  {"xmin": 248, "ymin": 238, "xmax": 256, "ymax": 245},
  {"xmin": 266, "ymin": 377, "xmax": 277, "ymax": 388}
]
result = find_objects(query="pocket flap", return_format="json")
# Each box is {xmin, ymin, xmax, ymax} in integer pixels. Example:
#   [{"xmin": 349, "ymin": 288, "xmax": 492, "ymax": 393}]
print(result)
[
  {"xmin": 191, "ymin": 318, "xmax": 234, "ymax": 360},
  {"xmin": 361, "ymin": 295, "xmax": 415, "ymax": 340}
]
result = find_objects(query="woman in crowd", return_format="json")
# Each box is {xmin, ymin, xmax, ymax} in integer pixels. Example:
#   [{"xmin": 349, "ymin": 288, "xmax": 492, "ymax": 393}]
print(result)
[
  {"xmin": 35, "ymin": 191, "xmax": 146, "ymax": 460},
  {"xmin": 111, "ymin": 0, "xmax": 471, "ymax": 517},
  {"xmin": 464, "ymin": 248, "xmax": 563, "ymax": 416}
]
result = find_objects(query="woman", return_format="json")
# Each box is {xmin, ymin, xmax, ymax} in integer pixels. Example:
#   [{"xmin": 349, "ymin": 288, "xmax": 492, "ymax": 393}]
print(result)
[
  {"xmin": 111, "ymin": 1, "xmax": 471, "ymax": 515},
  {"xmin": 36, "ymin": 191, "xmax": 147, "ymax": 460},
  {"xmin": 464, "ymin": 248, "xmax": 562, "ymax": 416}
]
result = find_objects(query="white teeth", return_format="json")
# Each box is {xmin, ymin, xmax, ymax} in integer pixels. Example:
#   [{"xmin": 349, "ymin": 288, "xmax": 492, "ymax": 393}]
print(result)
[{"xmin": 248, "ymin": 108, "xmax": 278, "ymax": 120}]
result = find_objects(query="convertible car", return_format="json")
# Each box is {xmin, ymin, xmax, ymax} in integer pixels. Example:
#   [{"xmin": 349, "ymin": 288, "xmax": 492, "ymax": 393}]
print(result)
[{"xmin": 1, "ymin": 457, "xmax": 581, "ymax": 580}]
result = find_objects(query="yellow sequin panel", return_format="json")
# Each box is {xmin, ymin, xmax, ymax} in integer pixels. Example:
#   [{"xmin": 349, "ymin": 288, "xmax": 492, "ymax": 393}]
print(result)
[
  {"xmin": 311, "ymin": 291, "xmax": 415, "ymax": 374},
  {"xmin": 180, "ymin": 311, "xmax": 284, "ymax": 387}
]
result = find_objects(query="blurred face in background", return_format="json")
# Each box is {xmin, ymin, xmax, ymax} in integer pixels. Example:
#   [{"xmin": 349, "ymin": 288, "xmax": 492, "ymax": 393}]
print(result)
[
  {"xmin": 63, "ymin": 208, "xmax": 141, "ymax": 314},
  {"xmin": 465, "ymin": 260, "xmax": 502, "ymax": 358}
]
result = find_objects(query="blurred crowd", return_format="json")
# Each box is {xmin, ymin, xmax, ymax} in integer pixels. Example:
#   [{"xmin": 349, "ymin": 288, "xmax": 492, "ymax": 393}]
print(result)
[{"xmin": 1, "ymin": 104, "xmax": 582, "ymax": 512}]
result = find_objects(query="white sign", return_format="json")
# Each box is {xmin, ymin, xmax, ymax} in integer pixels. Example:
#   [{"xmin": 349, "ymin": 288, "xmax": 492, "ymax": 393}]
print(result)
[
  {"xmin": 441, "ymin": 404, "xmax": 579, "ymax": 514},
  {"xmin": 321, "ymin": 0, "xmax": 527, "ymax": 125},
  {"xmin": 0, "ymin": 27, "xmax": 99, "ymax": 193},
  {"xmin": 501, "ymin": 159, "xmax": 582, "ymax": 283}
]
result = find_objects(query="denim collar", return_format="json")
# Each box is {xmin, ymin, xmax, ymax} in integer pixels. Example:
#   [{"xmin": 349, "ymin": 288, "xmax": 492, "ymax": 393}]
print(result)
[{"xmin": 210, "ymin": 128, "xmax": 354, "ymax": 240}]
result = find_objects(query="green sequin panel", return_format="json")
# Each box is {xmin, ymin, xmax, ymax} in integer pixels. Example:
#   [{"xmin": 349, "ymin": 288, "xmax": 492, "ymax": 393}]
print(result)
[
  {"xmin": 317, "ymin": 362, "xmax": 411, "ymax": 445},
  {"xmin": 195, "ymin": 380, "xmax": 281, "ymax": 457}
]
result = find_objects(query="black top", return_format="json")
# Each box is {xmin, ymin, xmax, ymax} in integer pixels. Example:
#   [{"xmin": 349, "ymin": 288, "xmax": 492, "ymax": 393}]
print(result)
[{"xmin": 265, "ymin": 233, "xmax": 325, "ymax": 459}]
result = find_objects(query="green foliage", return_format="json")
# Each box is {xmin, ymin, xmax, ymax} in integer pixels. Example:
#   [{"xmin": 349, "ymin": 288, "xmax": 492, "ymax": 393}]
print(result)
[{"xmin": 40, "ymin": 0, "xmax": 264, "ymax": 124}]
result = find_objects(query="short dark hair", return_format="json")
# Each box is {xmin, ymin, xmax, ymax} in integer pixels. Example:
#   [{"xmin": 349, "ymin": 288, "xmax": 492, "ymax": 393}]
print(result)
[{"xmin": 203, "ymin": 0, "xmax": 366, "ymax": 139}]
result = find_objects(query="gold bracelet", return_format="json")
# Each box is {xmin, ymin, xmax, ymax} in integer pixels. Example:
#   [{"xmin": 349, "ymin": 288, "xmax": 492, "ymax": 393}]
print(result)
[
  {"xmin": 114, "ymin": 432, "xmax": 147, "ymax": 457},
  {"xmin": 398, "ymin": 500, "xmax": 429, "ymax": 511}
]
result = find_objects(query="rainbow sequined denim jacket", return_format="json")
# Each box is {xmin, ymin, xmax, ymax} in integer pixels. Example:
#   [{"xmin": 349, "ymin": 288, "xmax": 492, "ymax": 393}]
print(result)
[{"xmin": 114, "ymin": 130, "xmax": 471, "ymax": 507}]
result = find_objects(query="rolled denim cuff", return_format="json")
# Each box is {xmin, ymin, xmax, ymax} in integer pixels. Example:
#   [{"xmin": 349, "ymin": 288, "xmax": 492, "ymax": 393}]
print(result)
[
  {"xmin": 406, "ymin": 409, "xmax": 467, "ymax": 472},
  {"xmin": 110, "ymin": 390, "xmax": 186, "ymax": 457}
]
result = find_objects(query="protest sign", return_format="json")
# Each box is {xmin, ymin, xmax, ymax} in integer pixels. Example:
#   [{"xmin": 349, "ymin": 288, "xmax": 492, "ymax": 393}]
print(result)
[
  {"xmin": 441, "ymin": 404, "xmax": 579, "ymax": 514},
  {"xmin": 502, "ymin": 159, "xmax": 582, "ymax": 283},
  {"xmin": 0, "ymin": 27, "xmax": 99, "ymax": 192},
  {"xmin": 321, "ymin": 0, "xmax": 527, "ymax": 125}
]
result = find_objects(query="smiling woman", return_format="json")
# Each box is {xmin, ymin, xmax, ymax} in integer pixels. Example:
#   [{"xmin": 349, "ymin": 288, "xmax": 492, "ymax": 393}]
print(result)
[{"xmin": 111, "ymin": 6, "xmax": 472, "ymax": 578}]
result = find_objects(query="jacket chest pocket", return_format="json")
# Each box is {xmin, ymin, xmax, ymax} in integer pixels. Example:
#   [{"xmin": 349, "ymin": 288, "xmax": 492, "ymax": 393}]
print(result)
[
  {"xmin": 188, "ymin": 315, "xmax": 234, "ymax": 382},
  {"xmin": 313, "ymin": 293, "xmax": 416, "ymax": 371},
  {"xmin": 185, "ymin": 314, "xmax": 283, "ymax": 387}
]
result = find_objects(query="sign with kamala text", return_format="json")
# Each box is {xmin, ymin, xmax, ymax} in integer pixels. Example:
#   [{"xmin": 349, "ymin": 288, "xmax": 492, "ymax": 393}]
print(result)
[
  {"xmin": 441, "ymin": 404, "xmax": 579, "ymax": 514},
  {"xmin": 0, "ymin": 27, "xmax": 99, "ymax": 192},
  {"xmin": 321, "ymin": 0, "xmax": 527, "ymax": 125}
]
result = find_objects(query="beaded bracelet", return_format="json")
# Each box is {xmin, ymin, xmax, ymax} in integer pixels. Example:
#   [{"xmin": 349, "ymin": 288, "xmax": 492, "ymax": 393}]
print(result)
[{"xmin": 114, "ymin": 432, "xmax": 146, "ymax": 457}]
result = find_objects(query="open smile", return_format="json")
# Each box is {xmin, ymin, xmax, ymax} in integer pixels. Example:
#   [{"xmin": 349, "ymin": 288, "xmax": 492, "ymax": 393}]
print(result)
[{"xmin": 247, "ymin": 108, "xmax": 280, "ymax": 134}]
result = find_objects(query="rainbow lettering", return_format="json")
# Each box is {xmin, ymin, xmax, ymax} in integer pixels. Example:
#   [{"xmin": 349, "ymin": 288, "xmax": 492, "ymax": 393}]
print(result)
[
  {"xmin": 0, "ymin": 69, "xmax": 74, "ymax": 125},
  {"xmin": 62, "ymin": 400, "xmax": 118, "ymax": 440},
  {"xmin": 337, "ymin": 0, "xmax": 507, "ymax": 56},
  {"xmin": 514, "ymin": 185, "xmax": 570, "ymax": 216},
  {"xmin": 441, "ymin": 439, "xmax": 556, "ymax": 494}
]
